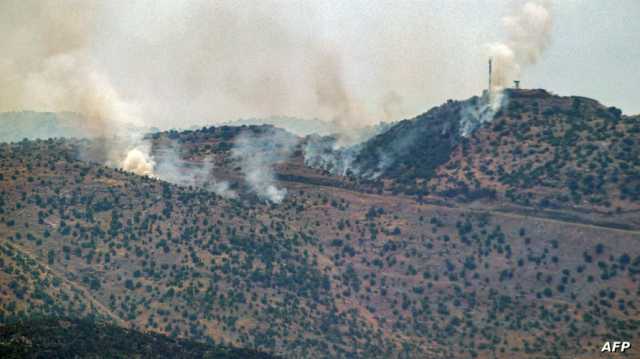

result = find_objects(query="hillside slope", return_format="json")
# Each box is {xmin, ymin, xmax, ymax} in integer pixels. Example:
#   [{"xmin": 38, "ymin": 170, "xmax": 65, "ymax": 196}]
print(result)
[
  {"xmin": 429, "ymin": 90, "xmax": 640, "ymax": 211},
  {"xmin": 319, "ymin": 89, "xmax": 640, "ymax": 227},
  {"xmin": 0, "ymin": 317, "xmax": 272, "ymax": 358},
  {"xmin": 0, "ymin": 139, "xmax": 398, "ymax": 358},
  {"xmin": 2, "ymin": 137, "xmax": 640, "ymax": 358}
]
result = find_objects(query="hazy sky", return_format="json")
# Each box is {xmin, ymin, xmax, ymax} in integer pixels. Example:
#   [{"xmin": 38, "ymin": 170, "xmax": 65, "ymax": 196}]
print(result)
[
  {"xmin": 524, "ymin": 1, "xmax": 639, "ymax": 114},
  {"xmin": 2, "ymin": 0, "xmax": 639, "ymax": 130}
]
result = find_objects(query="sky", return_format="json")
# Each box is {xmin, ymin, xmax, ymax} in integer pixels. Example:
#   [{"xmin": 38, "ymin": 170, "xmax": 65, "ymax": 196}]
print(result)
[
  {"xmin": 524, "ymin": 1, "xmax": 640, "ymax": 114},
  {"xmin": 1, "ymin": 0, "xmax": 639, "ymax": 131}
]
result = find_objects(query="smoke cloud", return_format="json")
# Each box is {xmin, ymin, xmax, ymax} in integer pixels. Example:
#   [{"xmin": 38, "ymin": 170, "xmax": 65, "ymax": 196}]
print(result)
[
  {"xmin": 5, "ymin": 1, "xmax": 509, "ymax": 131},
  {"xmin": 488, "ymin": 0, "xmax": 553, "ymax": 90},
  {"xmin": 121, "ymin": 146, "xmax": 155, "ymax": 177},
  {"xmin": 231, "ymin": 128, "xmax": 298, "ymax": 203},
  {"xmin": 303, "ymin": 135, "xmax": 359, "ymax": 177},
  {"xmin": 1, "ymin": 0, "xmax": 554, "ymax": 133},
  {"xmin": 153, "ymin": 143, "xmax": 236, "ymax": 198},
  {"xmin": 0, "ymin": 0, "xmax": 154, "ymax": 175},
  {"xmin": 459, "ymin": 92, "xmax": 508, "ymax": 137},
  {"xmin": 381, "ymin": 91, "xmax": 405, "ymax": 122},
  {"xmin": 1, "ymin": 0, "xmax": 556, "ymax": 192}
]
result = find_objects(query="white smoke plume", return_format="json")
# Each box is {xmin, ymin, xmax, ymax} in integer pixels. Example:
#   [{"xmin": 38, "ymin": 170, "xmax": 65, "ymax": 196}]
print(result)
[
  {"xmin": 153, "ymin": 143, "xmax": 236, "ymax": 198},
  {"xmin": 303, "ymin": 135, "xmax": 359, "ymax": 177},
  {"xmin": 1, "ymin": 0, "xmax": 555, "ymax": 187},
  {"xmin": 459, "ymin": 92, "xmax": 508, "ymax": 137},
  {"xmin": 121, "ymin": 145, "xmax": 155, "ymax": 177},
  {"xmin": 3, "ymin": 1, "xmax": 510, "ymax": 133},
  {"xmin": 1, "ymin": 1, "xmax": 554, "ymax": 136},
  {"xmin": 488, "ymin": 1, "xmax": 553, "ymax": 90},
  {"xmin": 0, "ymin": 0, "xmax": 155, "ymax": 176},
  {"xmin": 302, "ymin": 122, "xmax": 391, "ymax": 177},
  {"xmin": 231, "ymin": 128, "xmax": 298, "ymax": 203}
]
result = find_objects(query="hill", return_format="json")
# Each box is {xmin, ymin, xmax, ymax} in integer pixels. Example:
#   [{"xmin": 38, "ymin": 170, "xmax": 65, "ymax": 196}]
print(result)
[
  {"xmin": 220, "ymin": 117, "xmax": 337, "ymax": 137},
  {"xmin": 0, "ymin": 317, "xmax": 272, "ymax": 358},
  {"xmin": 350, "ymin": 90, "xmax": 640, "ymax": 213},
  {"xmin": 1, "ymin": 133, "xmax": 640, "ymax": 358},
  {"xmin": 429, "ymin": 90, "xmax": 640, "ymax": 211},
  {"xmin": 220, "ymin": 116, "xmax": 393, "ymax": 139},
  {"xmin": 156, "ymin": 90, "xmax": 640, "ymax": 229},
  {"xmin": 351, "ymin": 97, "xmax": 466, "ymax": 181},
  {"xmin": 0, "ymin": 138, "xmax": 396, "ymax": 357}
]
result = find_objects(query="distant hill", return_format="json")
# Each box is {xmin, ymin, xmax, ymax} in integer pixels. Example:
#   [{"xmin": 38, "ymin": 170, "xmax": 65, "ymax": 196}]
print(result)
[
  {"xmin": 220, "ymin": 116, "xmax": 337, "ymax": 136},
  {"xmin": 0, "ymin": 111, "xmax": 93, "ymax": 142},
  {"xmin": 0, "ymin": 111, "xmax": 389, "ymax": 146},
  {"xmin": 221, "ymin": 116, "xmax": 393, "ymax": 140},
  {"xmin": 0, "ymin": 111, "xmax": 158, "ymax": 143},
  {"xmin": 0, "ymin": 317, "xmax": 273, "ymax": 358}
]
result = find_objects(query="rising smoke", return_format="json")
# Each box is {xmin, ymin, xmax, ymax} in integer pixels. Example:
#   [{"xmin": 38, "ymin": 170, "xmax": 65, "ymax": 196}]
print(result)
[
  {"xmin": 459, "ymin": 92, "xmax": 508, "ymax": 137},
  {"xmin": 18, "ymin": 0, "xmax": 499, "ymax": 131},
  {"xmin": 0, "ymin": 1, "xmax": 154, "ymax": 176},
  {"xmin": 459, "ymin": 0, "xmax": 552, "ymax": 137},
  {"xmin": 0, "ymin": 0, "xmax": 555, "ymax": 130},
  {"xmin": 306, "ymin": 0, "xmax": 555, "ymax": 177},
  {"xmin": 488, "ymin": 0, "xmax": 553, "ymax": 90},
  {"xmin": 121, "ymin": 145, "xmax": 156, "ymax": 177},
  {"xmin": 231, "ymin": 128, "xmax": 298, "ymax": 203},
  {"xmin": 303, "ymin": 135, "xmax": 360, "ymax": 177},
  {"xmin": 0, "ymin": 0, "xmax": 385, "ymax": 182},
  {"xmin": 1, "ymin": 0, "xmax": 555, "ymax": 201},
  {"xmin": 153, "ymin": 143, "xmax": 236, "ymax": 198}
]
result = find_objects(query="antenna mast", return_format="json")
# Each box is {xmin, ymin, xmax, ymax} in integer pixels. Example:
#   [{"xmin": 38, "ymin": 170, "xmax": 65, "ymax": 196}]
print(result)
[{"xmin": 488, "ymin": 58, "xmax": 492, "ymax": 92}]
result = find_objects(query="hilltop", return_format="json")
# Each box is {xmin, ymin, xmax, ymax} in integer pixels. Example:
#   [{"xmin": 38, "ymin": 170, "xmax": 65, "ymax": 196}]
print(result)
[
  {"xmin": 428, "ymin": 89, "xmax": 640, "ymax": 211},
  {"xmin": 347, "ymin": 89, "xmax": 639, "ymax": 207}
]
